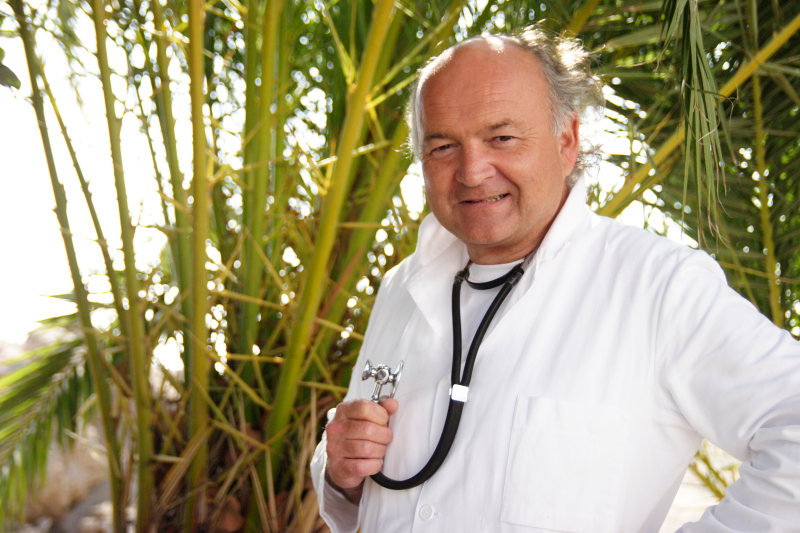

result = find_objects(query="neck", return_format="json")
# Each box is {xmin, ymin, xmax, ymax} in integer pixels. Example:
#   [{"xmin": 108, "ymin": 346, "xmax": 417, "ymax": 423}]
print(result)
[{"xmin": 467, "ymin": 246, "xmax": 538, "ymax": 265}]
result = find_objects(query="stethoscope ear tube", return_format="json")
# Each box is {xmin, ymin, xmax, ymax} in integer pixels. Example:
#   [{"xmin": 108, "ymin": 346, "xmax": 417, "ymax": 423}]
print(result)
[{"xmin": 369, "ymin": 263, "xmax": 526, "ymax": 490}]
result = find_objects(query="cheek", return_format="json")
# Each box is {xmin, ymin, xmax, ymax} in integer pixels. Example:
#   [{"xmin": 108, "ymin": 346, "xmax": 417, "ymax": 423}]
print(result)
[
  {"xmin": 422, "ymin": 178, "xmax": 438, "ymax": 210},
  {"xmin": 422, "ymin": 173, "xmax": 448, "ymax": 203},
  {"xmin": 422, "ymin": 161, "xmax": 441, "ymax": 182}
]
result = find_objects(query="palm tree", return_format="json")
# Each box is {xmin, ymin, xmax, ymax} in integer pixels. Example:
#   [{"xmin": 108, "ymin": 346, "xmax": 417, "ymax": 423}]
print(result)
[{"xmin": 2, "ymin": 0, "xmax": 799, "ymax": 530}]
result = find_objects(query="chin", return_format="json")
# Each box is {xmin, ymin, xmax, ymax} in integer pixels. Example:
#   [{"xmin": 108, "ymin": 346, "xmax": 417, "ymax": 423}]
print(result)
[{"xmin": 460, "ymin": 231, "xmax": 509, "ymax": 249}]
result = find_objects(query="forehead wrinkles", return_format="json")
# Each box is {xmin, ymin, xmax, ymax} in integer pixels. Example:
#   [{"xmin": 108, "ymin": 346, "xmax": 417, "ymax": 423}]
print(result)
[
  {"xmin": 422, "ymin": 67, "xmax": 516, "ymax": 127},
  {"xmin": 422, "ymin": 69, "xmax": 536, "ymax": 138},
  {"xmin": 424, "ymin": 94, "xmax": 521, "ymax": 130}
]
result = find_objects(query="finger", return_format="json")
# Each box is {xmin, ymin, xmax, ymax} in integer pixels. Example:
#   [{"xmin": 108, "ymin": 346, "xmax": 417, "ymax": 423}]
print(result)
[
  {"xmin": 350, "ymin": 419, "xmax": 393, "ymax": 445},
  {"xmin": 328, "ymin": 419, "xmax": 393, "ymax": 447},
  {"xmin": 378, "ymin": 397, "xmax": 398, "ymax": 416},
  {"xmin": 338, "ymin": 399, "xmax": 390, "ymax": 425},
  {"xmin": 339, "ymin": 439, "xmax": 387, "ymax": 459},
  {"xmin": 329, "ymin": 457, "xmax": 383, "ymax": 487}
]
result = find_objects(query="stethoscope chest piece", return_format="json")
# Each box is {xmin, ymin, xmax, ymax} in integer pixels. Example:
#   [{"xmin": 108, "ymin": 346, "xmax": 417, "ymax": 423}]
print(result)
[{"xmin": 362, "ymin": 359, "xmax": 404, "ymax": 402}]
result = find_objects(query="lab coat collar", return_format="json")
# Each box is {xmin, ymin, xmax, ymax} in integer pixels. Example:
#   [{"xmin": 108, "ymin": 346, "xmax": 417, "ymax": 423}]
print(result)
[
  {"xmin": 535, "ymin": 175, "xmax": 590, "ymax": 264},
  {"xmin": 406, "ymin": 176, "xmax": 590, "ymax": 348}
]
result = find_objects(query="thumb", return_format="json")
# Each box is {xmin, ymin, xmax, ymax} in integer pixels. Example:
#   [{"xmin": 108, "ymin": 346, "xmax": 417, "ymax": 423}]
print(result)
[{"xmin": 378, "ymin": 397, "xmax": 399, "ymax": 417}]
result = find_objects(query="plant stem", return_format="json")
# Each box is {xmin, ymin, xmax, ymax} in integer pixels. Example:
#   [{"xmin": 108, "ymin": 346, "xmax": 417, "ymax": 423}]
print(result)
[
  {"xmin": 12, "ymin": 1, "xmax": 124, "ymax": 531},
  {"xmin": 239, "ymin": 0, "xmax": 263, "ymax": 356},
  {"xmin": 151, "ymin": 0, "xmax": 195, "ymax": 371},
  {"xmin": 40, "ymin": 67, "xmax": 132, "ymax": 360},
  {"xmin": 317, "ymin": 121, "xmax": 410, "ymax": 338},
  {"xmin": 241, "ymin": 0, "xmax": 286, "ymax": 360},
  {"xmin": 750, "ymin": 55, "xmax": 782, "ymax": 322},
  {"xmin": 265, "ymin": 0, "xmax": 396, "ymax": 463},
  {"xmin": 88, "ymin": 0, "xmax": 154, "ymax": 528},
  {"xmin": 186, "ymin": 0, "xmax": 210, "ymax": 526}
]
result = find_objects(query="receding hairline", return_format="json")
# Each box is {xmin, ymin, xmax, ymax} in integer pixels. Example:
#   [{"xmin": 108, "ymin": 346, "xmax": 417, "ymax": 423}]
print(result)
[{"xmin": 417, "ymin": 35, "xmax": 540, "ymax": 100}]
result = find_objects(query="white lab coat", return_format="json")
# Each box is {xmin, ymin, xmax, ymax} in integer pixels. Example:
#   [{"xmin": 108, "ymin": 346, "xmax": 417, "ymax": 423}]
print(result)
[{"xmin": 310, "ymin": 177, "xmax": 800, "ymax": 532}]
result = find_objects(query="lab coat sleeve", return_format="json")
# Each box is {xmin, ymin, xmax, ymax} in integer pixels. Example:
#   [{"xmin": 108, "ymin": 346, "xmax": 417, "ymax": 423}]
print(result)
[
  {"xmin": 310, "ymin": 431, "xmax": 360, "ymax": 533},
  {"xmin": 654, "ymin": 251, "xmax": 800, "ymax": 532},
  {"xmin": 310, "ymin": 263, "xmax": 405, "ymax": 532}
]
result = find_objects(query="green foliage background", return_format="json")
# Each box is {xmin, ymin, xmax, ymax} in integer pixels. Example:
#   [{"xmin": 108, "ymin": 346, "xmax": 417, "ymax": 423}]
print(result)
[{"xmin": 2, "ymin": 0, "xmax": 800, "ymax": 531}]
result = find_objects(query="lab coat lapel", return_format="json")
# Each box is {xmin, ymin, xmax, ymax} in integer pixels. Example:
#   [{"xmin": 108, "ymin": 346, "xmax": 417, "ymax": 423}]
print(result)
[
  {"xmin": 406, "ymin": 215, "xmax": 464, "ymax": 351},
  {"xmin": 535, "ymin": 176, "xmax": 590, "ymax": 265},
  {"xmin": 486, "ymin": 177, "xmax": 592, "ymax": 324}
]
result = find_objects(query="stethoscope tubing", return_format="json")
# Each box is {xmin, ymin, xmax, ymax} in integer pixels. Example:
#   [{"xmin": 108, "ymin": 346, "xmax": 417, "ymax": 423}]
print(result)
[{"xmin": 370, "ymin": 262, "xmax": 525, "ymax": 490}]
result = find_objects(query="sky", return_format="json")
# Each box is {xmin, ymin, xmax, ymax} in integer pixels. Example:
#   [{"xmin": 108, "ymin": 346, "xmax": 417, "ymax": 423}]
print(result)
[
  {"xmin": 1, "ymin": 22, "xmax": 169, "ymax": 345},
  {"xmin": 1, "ymin": 45, "xmax": 75, "ymax": 344}
]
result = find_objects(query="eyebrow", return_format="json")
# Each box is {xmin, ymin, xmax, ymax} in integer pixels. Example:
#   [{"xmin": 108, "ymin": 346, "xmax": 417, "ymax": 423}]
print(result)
[
  {"xmin": 423, "ymin": 132, "xmax": 450, "ymax": 143},
  {"xmin": 486, "ymin": 120, "xmax": 519, "ymax": 132},
  {"xmin": 423, "ymin": 120, "xmax": 520, "ymax": 143}
]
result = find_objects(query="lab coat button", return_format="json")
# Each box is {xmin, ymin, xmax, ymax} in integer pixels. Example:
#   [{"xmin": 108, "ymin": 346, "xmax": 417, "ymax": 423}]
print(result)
[{"xmin": 419, "ymin": 504, "xmax": 434, "ymax": 520}]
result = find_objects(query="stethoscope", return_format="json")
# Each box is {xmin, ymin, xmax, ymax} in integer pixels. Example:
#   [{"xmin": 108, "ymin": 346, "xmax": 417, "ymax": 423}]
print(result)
[{"xmin": 361, "ymin": 254, "xmax": 532, "ymax": 490}]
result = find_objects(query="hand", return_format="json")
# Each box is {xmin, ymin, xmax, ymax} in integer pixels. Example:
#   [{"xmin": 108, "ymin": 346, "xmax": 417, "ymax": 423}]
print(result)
[{"xmin": 325, "ymin": 397, "xmax": 399, "ymax": 503}]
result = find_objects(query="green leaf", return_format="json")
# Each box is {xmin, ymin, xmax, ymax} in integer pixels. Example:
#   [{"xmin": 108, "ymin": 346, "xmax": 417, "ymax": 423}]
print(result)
[
  {"xmin": 0, "ymin": 62, "xmax": 20, "ymax": 90},
  {"xmin": 605, "ymin": 25, "xmax": 663, "ymax": 48}
]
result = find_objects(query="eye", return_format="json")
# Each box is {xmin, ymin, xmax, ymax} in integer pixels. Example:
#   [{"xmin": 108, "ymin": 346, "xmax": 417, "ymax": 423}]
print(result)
[
  {"xmin": 429, "ymin": 143, "xmax": 454, "ymax": 155},
  {"xmin": 494, "ymin": 135, "xmax": 514, "ymax": 142}
]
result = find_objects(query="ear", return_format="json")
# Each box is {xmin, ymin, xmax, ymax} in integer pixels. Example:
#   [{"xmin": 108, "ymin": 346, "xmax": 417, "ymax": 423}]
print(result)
[{"xmin": 558, "ymin": 112, "xmax": 580, "ymax": 178}]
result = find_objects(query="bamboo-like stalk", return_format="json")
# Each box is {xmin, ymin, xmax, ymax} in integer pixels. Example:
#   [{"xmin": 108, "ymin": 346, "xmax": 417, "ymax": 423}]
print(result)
[
  {"xmin": 126, "ymin": 2, "xmax": 176, "ymax": 281},
  {"xmin": 565, "ymin": 0, "xmax": 604, "ymax": 35},
  {"xmin": 242, "ymin": 22, "xmax": 290, "ymax": 509},
  {"xmin": 40, "ymin": 69, "xmax": 132, "ymax": 357},
  {"xmin": 317, "ymin": 2, "xmax": 462, "ymax": 348},
  {"xmin": 88, "ymin": 0, "xmax": 154, "ymax": 529},
  {"xmin": 11, "ymin": 2, "xmax": 124, "ymax": 531},
  {"xmin": 129, "ymin": 6, "xmax": 174, "ymax": 268},
  {"xmin": 241, "ymin": 0, "xmax": 286, "ymax": 359},
  {"xmin": 268, "ymin": 11, "xmax": 293, "ymax": 284},
  {"xmin": 752, "ymin": 83, "xmax": 782, "ymax": 323},
  {"xmin": 150, "ymin": 0, "xmax": 195, "ymax": 370},
  {"xmin": 186, "ymin": 0, "xmax": 210, "ymax": 526},
  {"xmin": 317, "ymin": 122, "xmax": 409, "ymax": 339},
  {"xmin": 597, "ymin": 9, "xmax": 800, "ymax": 218},
  {"xmin": 265, "ymin": 0, "xmax": 396, "ymax": 461},
  {"xmin": 239, "ymin": 0, "xmax": 264, "ymax": 357},
  {"xmin": 716, "ymin": 219, "xmax": 759, "ymax": 306},
  {"xmin": 747, "ymin": 0, "xmax": 782, "ymax": 326}
]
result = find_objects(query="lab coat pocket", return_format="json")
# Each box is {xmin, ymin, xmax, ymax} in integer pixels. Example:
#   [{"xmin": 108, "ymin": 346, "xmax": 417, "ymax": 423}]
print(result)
[{"xmin": 500, "ymin": 396, "xmax": 630, "ymax": 533}]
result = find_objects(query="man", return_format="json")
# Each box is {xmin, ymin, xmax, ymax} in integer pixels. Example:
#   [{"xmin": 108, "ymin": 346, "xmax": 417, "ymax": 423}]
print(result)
[{"xmin": 310, "ymin": 26, "xmax": 800, "ymax": 532}]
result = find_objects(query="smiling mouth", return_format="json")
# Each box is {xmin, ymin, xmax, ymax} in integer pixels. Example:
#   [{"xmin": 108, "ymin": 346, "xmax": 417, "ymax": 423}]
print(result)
[{"xmin": 464, "ymin": 194, "xmax": 509, "ymax": 204}]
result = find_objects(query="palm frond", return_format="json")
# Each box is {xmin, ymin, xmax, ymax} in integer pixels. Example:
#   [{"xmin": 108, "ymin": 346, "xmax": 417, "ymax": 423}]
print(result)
[{"xmin": 0, "ymin": 339, "xmax": 90, "ymax": 527}]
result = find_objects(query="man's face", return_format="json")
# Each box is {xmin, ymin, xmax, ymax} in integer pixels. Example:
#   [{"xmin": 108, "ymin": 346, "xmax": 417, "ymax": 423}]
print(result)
[{"xmin": 420, "ymin": 38, "xmax": 579, "ymax": 264}]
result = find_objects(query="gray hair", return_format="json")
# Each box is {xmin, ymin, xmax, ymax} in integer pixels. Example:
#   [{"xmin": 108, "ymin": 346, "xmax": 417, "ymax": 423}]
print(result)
[{"xmin": 406, "ymin": 24, "xmax": 603, "ymax": 185}]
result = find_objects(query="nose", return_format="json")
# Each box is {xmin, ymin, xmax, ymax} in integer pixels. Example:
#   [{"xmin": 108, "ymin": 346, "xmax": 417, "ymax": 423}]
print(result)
[{"xmin": 456, "ymin": 144, "xmax": 495, "ymax": 187}]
